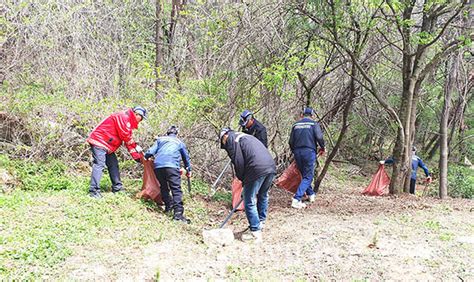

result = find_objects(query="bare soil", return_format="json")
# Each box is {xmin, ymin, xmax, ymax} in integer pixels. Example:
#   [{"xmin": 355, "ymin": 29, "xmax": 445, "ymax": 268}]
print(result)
[{"xmin": 62, "ymin": 182, "xmax": 473, "ymax": 281}]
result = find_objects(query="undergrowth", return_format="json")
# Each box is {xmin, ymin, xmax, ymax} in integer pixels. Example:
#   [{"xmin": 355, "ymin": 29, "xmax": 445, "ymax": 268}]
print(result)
[
  {"xmin": 447, "ymin": 165, "xmax": 474, "ymax": 199},
  {"xmin": 0, "ymin": 155, "xmax": 213, "ymax": 279}
]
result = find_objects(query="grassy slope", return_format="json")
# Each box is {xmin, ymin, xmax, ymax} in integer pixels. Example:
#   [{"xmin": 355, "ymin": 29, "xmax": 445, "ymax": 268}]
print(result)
[
  {"xmin": 0, "ymin": 183, "xmax": 212, "ymax": 279},
  {"xmin": 1, "ymin": 161, "xmax": 472, "ymax": 280}
]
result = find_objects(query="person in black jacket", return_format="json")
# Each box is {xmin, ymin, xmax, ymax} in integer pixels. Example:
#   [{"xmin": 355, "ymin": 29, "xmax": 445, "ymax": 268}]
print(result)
[
  {"xmin": 239, "ymin": 110, "xmax": 268, "ymax": 148},
  {"xmin": 289, "ymin": 107, "xmax": 325, "ymax": 209},
  {"xmin": 220, "ymin": 128, "xmax": 276, "ymax": 242}
]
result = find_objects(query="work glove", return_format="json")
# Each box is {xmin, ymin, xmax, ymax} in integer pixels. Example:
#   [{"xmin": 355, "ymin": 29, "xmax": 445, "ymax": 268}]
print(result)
[
  {"xmin": 379, "ymin": 160, "xmax": 385, "ymax": 165},
  {"xmin": 186, "ymin": 170, "xmax": 192, "ymax": 178},
  {"xmin": 426, "ymin": 176, "xmax": 432, "ymax": 183},
  {"xmin": 318, "ymin": 148, "xmax": 325, "ymax": 157},
  {"xmin": 132, "ymin": 152, "xmax": 143, "ymax": 164},
  {"xmin": 135, "ymin": 145, "xmax": 143, "ymax": 153}
]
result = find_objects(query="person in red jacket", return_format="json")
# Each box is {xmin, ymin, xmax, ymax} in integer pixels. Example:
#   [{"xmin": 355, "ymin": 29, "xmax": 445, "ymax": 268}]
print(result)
[{"xmin": 87, "ymin": 106, "xmax": 147, "ymax": 198}]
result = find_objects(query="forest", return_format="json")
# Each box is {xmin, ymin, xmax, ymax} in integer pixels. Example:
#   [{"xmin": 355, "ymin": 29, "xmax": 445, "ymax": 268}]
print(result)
[{"xmin": 1, "ymin": 0, "xmax": 473, "ymax": 280}]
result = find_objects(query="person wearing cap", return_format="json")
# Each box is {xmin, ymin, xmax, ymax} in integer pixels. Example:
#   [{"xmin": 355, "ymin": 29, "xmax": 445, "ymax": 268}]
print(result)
[
  {"xmin": 239, "ymin": 110, "xmax": 268, "ymax": 148},
  {"xmin": 144, "ymin": 126, "xmax": 192, "ymax": 223},
  {"xmin": 87, "ymin": 106, "xmax": 147, "ymax": 198},
  {"xmin": 289, "ymin": 107, "xmax": 326, "ymax": 209},
  {"xmin": 220, "ymin": 128, "xmax": 276, "ymax": 242},
  {"xmin": 380, "ymin": 147, "xmax": 432, "ymax": 194}
]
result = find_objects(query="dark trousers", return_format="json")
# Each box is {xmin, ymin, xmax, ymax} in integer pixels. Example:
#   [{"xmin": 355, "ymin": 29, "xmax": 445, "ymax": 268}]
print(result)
[
  {"xmin": 293, "ymin": 148, "xmax": 316, "ymax": 201},
  {"xmin": 89, "ymin": 145, "xmax": 123, "ymax": 193},
  {"xmin": 410, "ymin": 178, "xmax": 416, "ymax": 194},
  {"xmin": 154, "ymin": 167, "xmax": 183, "ymax": 216}
]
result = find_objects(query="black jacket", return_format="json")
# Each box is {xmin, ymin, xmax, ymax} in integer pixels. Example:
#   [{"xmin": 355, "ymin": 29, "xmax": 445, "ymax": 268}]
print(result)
[
  {"xmin": 289, "ymin": 117, "xmax": 325, "ymax": 152},
  {"xmin": 242, "ymin": 118, "xmax": 268, "ymax": 148},
  {"xmin": 223, "ymin": 131, "xmax": 276, "ymax": 185}
]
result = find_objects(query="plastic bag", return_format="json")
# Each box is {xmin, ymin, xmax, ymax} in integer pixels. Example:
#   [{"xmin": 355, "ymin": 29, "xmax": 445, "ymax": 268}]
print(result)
[
  {"xmin": 362, "ymin": 164, "xmax": 390, "ymax": 196},
  {"xmin": 275, "ymin": 161, "xmax": 302, "ymax": 194},
  {"xmin": 231, "ymin": 177, "xmax": 245, "ymax": 211},
  {"xmin": 136, "ymin": 159, "xmax": 163, "ymax": 204}
]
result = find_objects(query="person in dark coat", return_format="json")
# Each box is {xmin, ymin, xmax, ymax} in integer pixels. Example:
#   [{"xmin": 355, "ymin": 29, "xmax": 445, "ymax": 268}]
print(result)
[
  {"xmin": 289, "ymin": 107, "xmax": 325, "ymax": 209},
  {"xmin": 220, "ymin": 128, "xmax": 276, "ymax": 242},
  {"xmin": 145, "ymin": 126, "xmax": 192, "ymax": 223},
  {"xmin": 239, "ymin": 110, "xmax": 268, "ymax": 148},
  {"xmin": 380, "ymin": 147, "xmax": 432, "ymax": 194}
]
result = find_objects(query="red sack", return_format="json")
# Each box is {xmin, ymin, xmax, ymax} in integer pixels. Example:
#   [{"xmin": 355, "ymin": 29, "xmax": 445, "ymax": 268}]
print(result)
[
  {"xmin": 275, "ymin": 161, "xmax": 302, "ymax": 194},
  {"xmin": 231, "ymin": 178, "xmax": 244, "ymax": 211},
  {"xmin": 362, "ymin": 164, "xmax": 391, "ymax": 196},
  {"xmin": 136, "ymin": 159, "xmax": 163, "ymax": 204}
]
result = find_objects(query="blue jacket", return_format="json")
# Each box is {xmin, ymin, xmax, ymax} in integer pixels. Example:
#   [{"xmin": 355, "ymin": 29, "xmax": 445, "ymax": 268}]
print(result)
[
  {"xmin": 289, "ymin": 117, "xmax": 325, "ymax": 152},
  {"xmin": 385, "ymin": 154, "xmax": 429, "ymax": 180},
  {"xmin": 145, "ymin": 134, "xmax": 192, "ymax": 171}
]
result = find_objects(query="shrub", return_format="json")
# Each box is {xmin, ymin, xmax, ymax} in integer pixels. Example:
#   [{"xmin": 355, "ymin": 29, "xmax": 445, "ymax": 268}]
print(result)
[{"xmin": 448, "ymin": 164, "xmax": 474, "ymax": 199}]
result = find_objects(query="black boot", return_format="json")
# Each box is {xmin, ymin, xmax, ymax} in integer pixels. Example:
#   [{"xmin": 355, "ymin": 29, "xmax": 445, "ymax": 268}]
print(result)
[
  {"xmin": 164, "ymin": 205, "xmax": 173, "ymax": 214},
  {"xmin": 89, "ymin": 191, "xmax": 103, "ymax": 199},
  {"xmin": 173, "ymin": 215, "xmax": 191, "ymax": 224},
  {"xmin": 173, "ymin": 207, "xmax": 190, "ymax": 224}
]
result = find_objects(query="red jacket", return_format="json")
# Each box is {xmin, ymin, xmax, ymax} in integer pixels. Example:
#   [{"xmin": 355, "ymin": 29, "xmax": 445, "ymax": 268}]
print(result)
[{"xmin": 87, "ymin": 109, "xmax": 141, "ymax": 159}]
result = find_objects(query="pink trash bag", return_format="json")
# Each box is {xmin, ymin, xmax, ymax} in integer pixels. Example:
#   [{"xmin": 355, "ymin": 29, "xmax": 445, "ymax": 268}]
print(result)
[
  {"xmin": 275, "ymin": 161, "xmax": 302, "ymax": 194},
  {"xmin": 231, "ymin": 177, "xmax": 245, "ymax": 211},
  {"xmin": 362, "ymin": 164, "xmax": 391, "ymax": 196},
  {"xmin": 136, "ymin": 159, "xmax": 163, "ymax": 204}
]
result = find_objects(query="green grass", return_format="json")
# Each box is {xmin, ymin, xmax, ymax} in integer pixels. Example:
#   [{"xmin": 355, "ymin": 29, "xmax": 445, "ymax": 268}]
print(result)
[
  {"xmin": 0, "ymin": 187, "xmax": 179, "ymax": 279},
  {"xmin": 0, "ymin": 154, "xmax": 215, "ymax": 279},
  {"xmin": 439, "ymin": 232, "xmax": 454, "ymax": 241},
  {"xmin": 423, "ymin": 220, "xmax": 441, "ymax": 231},
  {"xmin": 0, "ymin": 157, "xmax": 214, "ymax": 280}
]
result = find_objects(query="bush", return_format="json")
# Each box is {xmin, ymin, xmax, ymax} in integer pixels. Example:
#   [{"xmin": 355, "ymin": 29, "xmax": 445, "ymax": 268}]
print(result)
[{"xmin": 448, "ymin": 164, "xmax": 474, "ymax": 199}]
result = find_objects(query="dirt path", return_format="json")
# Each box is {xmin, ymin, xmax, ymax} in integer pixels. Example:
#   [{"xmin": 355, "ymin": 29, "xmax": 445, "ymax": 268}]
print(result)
[
  {"xmin": 151, "ymin": 188, "xmax": 473, "ymax": 280},
  {"xmin": 61, "ymin": 186, "xmax": 473, "ymax": 280}
]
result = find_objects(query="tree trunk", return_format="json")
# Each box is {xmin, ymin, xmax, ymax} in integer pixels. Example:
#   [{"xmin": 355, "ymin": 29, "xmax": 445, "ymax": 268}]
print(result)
[
  {"xmin": 439, "ymin": 54, "xmax": 459, "ymax": 199},
  {"xmin": 389, "ymin": 67, "xmax": 413, "ymax": 194},
  {"xmin": 168, "ymin": 0, "xmax": 184, "ymax": 87},
  {"xmin": 155, "ymin": 0, "xmax": 164, "ymax": 99},
  {"xmin": 314, "ymin": 64, "xmax": 357, "ymax": 190},
  {"xmin": 388, "ymin": 3, "xmax": 415, "ymax": 194},
  {"xmin": 168, "ymin": 0, "xmax": 181, "ymax": 50}
]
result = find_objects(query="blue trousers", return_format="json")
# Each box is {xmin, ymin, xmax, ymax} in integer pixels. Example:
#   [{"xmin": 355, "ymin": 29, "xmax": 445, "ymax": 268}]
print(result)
[
  {"xmin": 293, "ymin": 148, "xmax": 316, "ymax": 201},
  {"xmin": 243, "ymin": 173, "xmax": 275, "ymax": 231},
  {"xmin": 89, "ymin": 146, "xmax": 123, "ymax": 194}
]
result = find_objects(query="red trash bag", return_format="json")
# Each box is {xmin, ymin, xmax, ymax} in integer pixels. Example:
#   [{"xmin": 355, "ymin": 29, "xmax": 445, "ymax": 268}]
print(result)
[
  {"xmin": 275, "ymin": 161, "xmax": 302, "ymax": 194},
  {"xmin": 362, "ymin": 164, "xmax": 391, "ymax": 196},
  {"xmin": 231, "ymin": 177, "xmax": 245, "ymax": 211},
  {"xmin": 136, "ymin": 159, "xmax": 163, "ymax": 204}
]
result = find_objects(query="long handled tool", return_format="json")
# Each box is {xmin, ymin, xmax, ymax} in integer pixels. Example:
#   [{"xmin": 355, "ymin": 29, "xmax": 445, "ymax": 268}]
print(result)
[
  {"xmin": 219, "ymin": 198, "xmax": 244, "ymax": 228},
  {"xmin": 187, "ymin": 177, "xmax": 192, "ymax": 198},
  {"xmin": 202, "ymin": 197, "xmax": 243, "ymax": 246},
  {"xmin": 209, "ymin": 160, "xmax": 232, "ymax": 195}
]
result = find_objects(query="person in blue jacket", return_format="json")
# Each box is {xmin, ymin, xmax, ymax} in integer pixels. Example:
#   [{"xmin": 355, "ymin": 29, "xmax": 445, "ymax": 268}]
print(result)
[
  {"xmin": 380, "ymin": 147, "xmax": 432, "ymax": 194},
  {"xmin": 289, "ymin": 107, "xmax": 325, "ymax": 209},
  {"xmin": 145, "ymin": 126, "xmax": 192, "ymax": 223}
]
